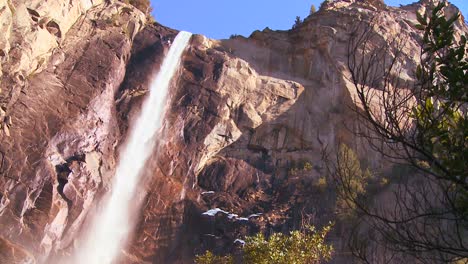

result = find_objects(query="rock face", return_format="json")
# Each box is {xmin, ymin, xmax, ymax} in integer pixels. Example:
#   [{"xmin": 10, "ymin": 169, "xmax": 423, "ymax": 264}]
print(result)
[
  {"xmin": 0, "ymin": 0, "xmax": 104, "ymax": 116},
  {"xmin": 0, "ymin": 0, "xmax": 146, "ymax": 261},
  {"xmin": 0, "ymin": 0, "xmax": 466, "ymax": 263}
]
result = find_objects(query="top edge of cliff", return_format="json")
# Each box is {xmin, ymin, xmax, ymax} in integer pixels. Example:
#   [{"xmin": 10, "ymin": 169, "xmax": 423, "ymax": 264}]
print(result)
[
  {"xmin": 232, "ymin": 0, "xmax": 466, "ymax": 40},
  {"xmin": 318, "ymin": 0, "xmax": 462, "ymax": 12}
]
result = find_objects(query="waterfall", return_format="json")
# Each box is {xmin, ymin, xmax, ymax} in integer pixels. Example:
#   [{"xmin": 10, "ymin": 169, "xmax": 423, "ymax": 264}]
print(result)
[{"xmin": 72, "ymin": 31, "xmax": 192, "ymax": 264}]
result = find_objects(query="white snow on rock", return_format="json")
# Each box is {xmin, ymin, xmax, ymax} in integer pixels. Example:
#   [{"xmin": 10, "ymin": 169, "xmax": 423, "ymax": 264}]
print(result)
[
  {"xmin": 202, "ymin": 208, "xmax": 263, "ymax": 222},
  {"xmin": 228, "ymin": 213, "xmax": 238, "ymax": 219},
  {"xmin": 248, "ymin": 213, "xmax": 262, "ymax": 219},
  {"xmin": 234, "ymin": 239, "xmax": 246, "ymax": 246},
  {"xmin": 202, "ymin": 208, "xmax": 229, "ymax": 216}
]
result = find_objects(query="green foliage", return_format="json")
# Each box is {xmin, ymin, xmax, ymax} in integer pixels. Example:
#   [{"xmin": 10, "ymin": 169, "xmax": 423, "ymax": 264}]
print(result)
[
  {"xmin": 379, "ymin": 177, "xmax": 389, "ymax": 186},
  {"xmin": 334, "ymin": 144, "xmax": 371, "ymax": 217},
  {"xmin": 304, "ymin": 162, "xmax": 313, "ymax": 171},
  {"xmin": 195, "ymin": 251, "xmax": 233, "ymax": 264},
  {"xmin": 314, "ymin": 176, "xmax": 328, "ymax": 192},
  {"xmin": 243, "ymin": 223, "xmax": 333, "ymax": 264},
  {"xmin": 310, "ymin": 4, "xmax": 317, "ymax": 14},
  {"xmin": 196, "ymin": 224, "xmax": 333, "ymax": 264},
  {"xmin": 289, "ymin": 161, "xmax": 313, "ymax": 175},
  {"xmin": 413, "ymin": 2, "xmax": 467, "ymax": 214}
]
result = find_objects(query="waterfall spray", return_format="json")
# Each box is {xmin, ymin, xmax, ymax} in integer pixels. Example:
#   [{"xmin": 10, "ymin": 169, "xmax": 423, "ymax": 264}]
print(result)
[{"xmin": 72, "ymin": 31, "xmax": 192, "ymax": 264}]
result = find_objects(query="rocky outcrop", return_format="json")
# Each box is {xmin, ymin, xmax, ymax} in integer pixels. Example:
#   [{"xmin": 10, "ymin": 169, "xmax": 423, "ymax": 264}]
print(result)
[
  {"xmin": 0, "ymin": 0, "xmax": 466, "ymax": 263},
  {"xmin": 0, "ymin": 0, "xmax": 105, "ymax": 124}
]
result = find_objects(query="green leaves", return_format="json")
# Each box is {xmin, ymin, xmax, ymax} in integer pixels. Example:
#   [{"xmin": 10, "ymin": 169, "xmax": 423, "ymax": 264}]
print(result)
[
  {"xmin": 196, "ymin": 224, "xmax": 334, "ymax": 264},
  {"xmin": 416, "ymin": 11, "xmax": 427, "ymax": 26},
  {"xmin": 195, "ymin": 251, "xmax": 233, "ymax": 264},
  {"xmin": 243, "ymin": 223, "xmax": 334, "ymax": 264},
  {"xmin": 335, "ymin": 144, "xmax": 371, "ymax": 218},
  {"xmin": 414, "ymin": 2, "xmax": 467, "ymax": 214}
]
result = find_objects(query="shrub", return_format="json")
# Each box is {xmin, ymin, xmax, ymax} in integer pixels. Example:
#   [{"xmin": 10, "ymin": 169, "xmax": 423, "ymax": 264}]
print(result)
[
  {"xmin": 243, "ymin": 223, "xmax": 333, "ymax": 264},
  {"xmin": 315, "ymin": 176, "xmax": 328, "ymax": 192},
  {"xmin": 196, "ymin": 224, "xmax": 334, "ymax": 264},
  {"xmin": 334, "ymin": 144, "xmax": 371, "ymax": 217},
  {"xmin": 195, "ymin": 251, "xmax": 233, "ymax": 264},
  {"xmin": 303, "ymin": 161, "xmax": 313, "ymax": 171},
  {"xmin": 289, "ymin": 161, "xmax": 313, "ymax": 175}
]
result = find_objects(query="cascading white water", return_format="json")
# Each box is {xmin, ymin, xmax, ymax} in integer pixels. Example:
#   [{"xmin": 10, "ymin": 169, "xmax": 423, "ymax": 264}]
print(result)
[{"xmin": 73, "ymin": 31, "xmax": 192, "ymax": 264}]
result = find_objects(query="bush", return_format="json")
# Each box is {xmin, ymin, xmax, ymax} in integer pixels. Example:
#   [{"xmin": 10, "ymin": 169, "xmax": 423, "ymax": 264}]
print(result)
[
  {"xmin": 243, "ymin": 224, "xmax": 333, "ymax": 264},
  {"xmin": 314, "ymin": 176, "xmax": 328, "ymax": 192},
  {"xmin": 195, "ymin": 251, "xmax": 233, "ymax": 264},
  {"xmin": 333, "ymin": 144, "xmax": 371, "ymax": 217},
  {"xmin": 289, "ymin": 161, "xmax": 313, "ymax": 175},
  {"xmin": 196, "ymin": 224, "xmax": 334, "ymax": 264}
]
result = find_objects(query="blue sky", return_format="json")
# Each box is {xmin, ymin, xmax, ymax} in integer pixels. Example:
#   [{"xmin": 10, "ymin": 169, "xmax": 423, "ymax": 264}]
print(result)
[{"xmin": 150, "ymin": 1, "xmax": 468, "ymax": 39}]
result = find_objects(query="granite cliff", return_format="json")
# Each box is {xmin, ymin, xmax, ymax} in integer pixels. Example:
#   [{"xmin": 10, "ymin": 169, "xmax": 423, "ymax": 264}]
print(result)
[{"xmin": 0, "ymin": 0, "xmax": 466, "ymax": 263}]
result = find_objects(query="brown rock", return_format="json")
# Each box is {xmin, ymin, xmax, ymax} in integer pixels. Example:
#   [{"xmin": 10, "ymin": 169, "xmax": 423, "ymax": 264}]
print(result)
[{"xmin": 0, "ymin": 237, "xmax": 35, "ymax": 264}]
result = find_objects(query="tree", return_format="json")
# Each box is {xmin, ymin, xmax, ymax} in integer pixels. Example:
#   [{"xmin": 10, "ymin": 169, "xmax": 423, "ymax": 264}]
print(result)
[
  {"xmin": 293, "ymin": 16, "xmax": 303, "ymax": 29},
  {"xmin": 333, "ymin": 144, "xmax": 371, "ymax": 219},
  {"xmin": 195, "ymin": 223, "xmax": 334, "ymax": 264},
  {"xmin": 310, "ymin": 4, "xmax": 317, "ymax": 15},
  {"xmin": 337, "ymin": 2, "xmax": 467, "ymax": 262}
]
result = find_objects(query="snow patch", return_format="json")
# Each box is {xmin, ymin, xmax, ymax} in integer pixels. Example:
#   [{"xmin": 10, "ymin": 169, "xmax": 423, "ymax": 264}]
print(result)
[
  {"xmin": 202, "ymin": 209, "xmax": 263, "ymax": 222},
  {"xmin": 234, "ymin": 239, "xmax": 246, "ymax": 246},
  {"xmin": 228, "ymin": 213, "xmax": 238, "ymax": 219},
  {"xmin": 202, "ymin": 208, "xmax": 229, "ymax": 216},
  {"xmin": 248, "ymin": 213, "xmax": 262, "ymax": 219}
]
